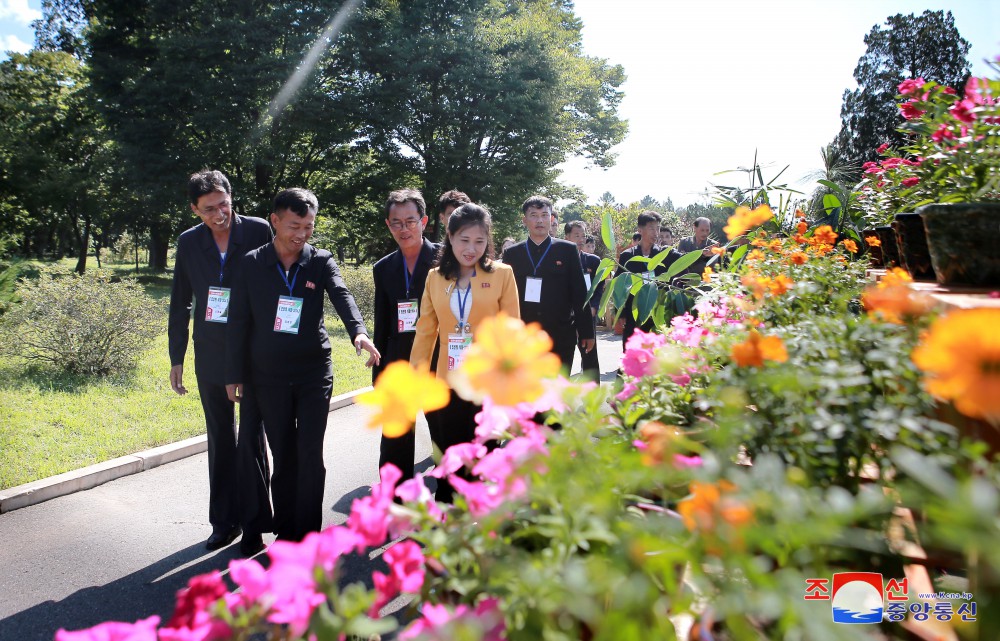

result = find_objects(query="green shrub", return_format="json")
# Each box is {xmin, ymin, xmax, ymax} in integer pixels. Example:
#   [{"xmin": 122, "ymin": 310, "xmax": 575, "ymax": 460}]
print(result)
[
  {"xmin": 338, "ymin": 264, "xmax": 375, "ymax": 330},
  {"xmin": 0, "ymin": 270, "xmax": 160, "ymax": 375}
]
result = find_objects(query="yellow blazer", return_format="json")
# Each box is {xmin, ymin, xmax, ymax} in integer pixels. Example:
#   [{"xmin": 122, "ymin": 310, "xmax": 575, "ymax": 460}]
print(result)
[{"xmin": 410, "ymin": 262, "xmax": 520, "ymax": 383}]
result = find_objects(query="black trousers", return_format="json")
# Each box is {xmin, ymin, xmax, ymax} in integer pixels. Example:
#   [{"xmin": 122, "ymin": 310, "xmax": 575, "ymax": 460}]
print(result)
[
  {"xmin": 577, "ymin": 310, "xmax": 600, "ymax": 379},
  {"xmin": 424, "ymin": 390, "xmax": 479, "ymax": 503},
  {"xmin": 549, "ymin": 325, "xmax": 577, "ymax": 370},
  {"xmin": 196, "ymin": 379, "xmax": 272, "ymax": 534},
  {"xmin": 380, "ymin": 429, "xmax": 416, "ymax": 484},
  {"xmin": 254, "ymin": 377, "xmax": 333, "ymax": 542}
]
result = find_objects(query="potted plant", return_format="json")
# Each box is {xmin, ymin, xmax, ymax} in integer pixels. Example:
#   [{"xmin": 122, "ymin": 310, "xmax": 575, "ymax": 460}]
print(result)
[{"xmin": 893, "ymin": 58, "xmax": 1000, "ymax": 286}]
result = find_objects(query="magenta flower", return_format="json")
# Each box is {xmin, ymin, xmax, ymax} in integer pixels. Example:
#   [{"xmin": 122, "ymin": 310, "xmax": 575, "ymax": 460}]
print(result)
[
  {"xmin": 267, "ymin": 588, "xmax": 325, "ymax": 638},
  {"xmin": 449, "ymin": 476, "xmax": 506, "ymax": 516},
  {"xmin": 228, "ymin": 558, "xmax": 270, "ymax": 605},
  {"xmin": 615, "ymin": 381, "xmax": 637, "ymax": 402},
  {"xmin": 347, "ymin": 495, "xmax": 391, "ymax": 548},
  {"xmin": 897, "ymin": 77, "xmax": 926, "ymax": 96},
  {"xmin": 673, "ymin": 454, "xmax": 704, "ymax": 468},
  {"xmin": 55, "ymin": 616, "xmax": 161, "ymax": 641},
  {"xmin": 383, "ymin": 540, "xmax": 426, "ymax": 593},
  {"xmin": 949, "ymin": 98, "xmax": 977, "ymax": 123},
  {"xmin": 670, "ymin": 372, "xmax": 691, "ymax": 386},
  {"xmin": 901, "ymin": 177, "xmax": 920, "ymax": 187},
  {"xmin": 899, "ymin": 100, "xmax": 925, "ymax": 120},
  {"xmin": 621, "ymin": 329, "xmax": 665, "ymax": 377},
  {"xmin": 430, "ymin": 442, "xmax": 488, "ymax": 479},
  {"xmin": 876, "ymin": 142, "xmax": 890, "ymax": 154},
  {"xmin": 400, "ymin": 598, "xmax": 505, "ymax": 641}
]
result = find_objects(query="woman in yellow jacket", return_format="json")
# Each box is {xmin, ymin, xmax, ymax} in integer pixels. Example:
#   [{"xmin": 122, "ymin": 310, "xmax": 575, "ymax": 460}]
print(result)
[{"xmin": 410, "ymin": 203, "xmax": 519, "ymax": 501}]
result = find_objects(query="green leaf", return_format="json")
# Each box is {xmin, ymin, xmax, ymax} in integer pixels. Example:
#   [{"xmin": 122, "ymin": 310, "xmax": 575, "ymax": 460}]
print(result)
[
  {"xmin": 598, "ymin": 272, "xmax": 616, "ymax": 314},
  {"xmin": 646, "ymin": 247, "xmax": 672, "ymax": 272},
  {"xmin": 729, "ymin": 243, "xmax": 749, "ymax": 268},
  {"xmin": 611, "ymin": 273, "xmax": 631, "ymax": 309},
  {"xmin": 635, "ymin": 282, "xmax": 658, "ymax": 324},
  {"xmin": 601, "ymin": 212, "xmax": 615, "ymax": 253},
  {"xmin": 659, "ymin": 249, "xmax": 703, "ymax": 281}
]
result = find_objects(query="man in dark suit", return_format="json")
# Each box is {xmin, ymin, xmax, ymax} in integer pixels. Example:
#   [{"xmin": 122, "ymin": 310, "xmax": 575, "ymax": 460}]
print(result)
[
  {"xmin": 502, "ymin": 195, "xmax": 594, "ymax": 368},
  {"xmin": 564, "ymin": 220, "xmax": 602, "ymax": 379},
  {"xmin": 226, "ymin": 188, "xmax": 380, "ymax": 542},
  {"xmin": 168, "ymin": 169, "xmax": 273, "ymax": 556},
  {"xmin": 615, "ymin": 210, "xmax": 682, "ymax": 348},
  {"xmin": 372, "ymin": 189, "xmax": 439, "ymax": 482}
]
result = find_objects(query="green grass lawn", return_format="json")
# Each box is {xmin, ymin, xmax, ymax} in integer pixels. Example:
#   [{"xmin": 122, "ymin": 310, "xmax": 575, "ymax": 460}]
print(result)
[{"xmin": 0, "ymin": 259, "xmax": 373, "ymax": 490}]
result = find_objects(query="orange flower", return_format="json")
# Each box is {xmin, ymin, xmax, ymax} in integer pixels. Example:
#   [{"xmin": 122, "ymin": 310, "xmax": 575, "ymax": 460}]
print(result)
[
  {"xmin": 865, "ymin": 235, "xmax": 882, "ymax": 247},
  {"xmin": 359, "ymin": 362, "xmax": 450, "ymax": 437},
  {"xmin": 789, "ymin": 251, "xmax": 808, "ymax": 265},
  {"xmin": 678, "ymin": 480, "xmax": 752, "ymax": 532},
  {"xmin": 767, "ymin": 239, "xmax": 784, "ymax": 251},
  {"xmin": 637, "ymin": 421, "xmax": 682, "ymax": 466},
  {"xmin": 768, "ymin": 274, "xmax": 793, "ymax": 296},
  {"xmin": 812, "ymin": 225, "xmax": 838, "ymax": 246},
  {"xmin": 702, "ymin": 266, "xmax": 713, "ymax": 283},
  {"xmin": 796, "ymin": 219, "xmax": 808, "ymax": 235},
  {"xmin": 793, "ymin": 233, "xmax": 807, "ymax": 245},
  {"xmin": 862, "ymin": 284, "xmax": 933, "ymax": 324},
  {"xmin": 751, "ymin": 237, "xmax": 768, "ymax": 248},
  {"xmin": 724, "ymin": 204, "xmax": 773, "ymax": 240},
  {"xmin": 710, "ymin": 246, "xmax": 727, "ymax": 256},
  {"xmin": 746, "ymin": 249, "xmax": 766, "ymax": 261},
  {"xmin": 731, "ymin": 330, "xmax": 788, "ymax": 367},
  {"xmin": 452, "ymin": 312, "xmax": 562, "ymax": 406},
  {"xmin": 842, "ymin": 239, "xmax": 859, "ymax": 254},
  {"xmin": 880, "ymin": 267, "xmax": 913, "ymax": 289},
  {"xmin": 912, "ymin": 309, "xmax": 1000, "ymax": 423}
]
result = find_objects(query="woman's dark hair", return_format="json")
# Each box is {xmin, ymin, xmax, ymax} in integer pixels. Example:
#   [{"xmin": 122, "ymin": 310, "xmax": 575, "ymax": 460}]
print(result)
[{"xmin": 435, "ymin": 203, "xmax": 495, "ymax": 280}]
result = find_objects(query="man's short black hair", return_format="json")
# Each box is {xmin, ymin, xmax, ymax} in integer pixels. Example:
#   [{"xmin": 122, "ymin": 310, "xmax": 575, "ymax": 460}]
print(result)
[
  {"xmin": 386, "ymin": 188, "xmax": 426, "ymax": 218},
  {"xmin": 564, "ymin": 220, "xmax": 587, "ymax": 236},
  {"xmin": 522, "ymin": 195, "xmax": 554, "ymax": 214},
  {"xmin": 188, "ymin": 169, "xmax": 231, "ymax": 205},
  {"xmin": 273, "ymin": 188, "xmax": 319, "ymax": 217},
  {"xmin": 438, "ymin": 189, "xmax": 471, "ymax": 212},
  {"xmin": 637, "ymin": 210, "xmax": 662, "ymax": 227}
]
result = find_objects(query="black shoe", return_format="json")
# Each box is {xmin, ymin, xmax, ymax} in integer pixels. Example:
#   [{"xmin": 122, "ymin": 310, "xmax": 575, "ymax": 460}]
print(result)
[
  {"xmin": 239, "ymin": 533, "xmax": 266, "ymax": 557},
  {"xmin": 205, "ymin": 526, "xmax": 241, "ymax": 551}
]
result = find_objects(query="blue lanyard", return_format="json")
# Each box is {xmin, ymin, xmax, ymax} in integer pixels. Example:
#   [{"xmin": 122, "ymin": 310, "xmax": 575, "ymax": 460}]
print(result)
[
  {"xmin": 218, "ymin": 252, "xmax": 227, "ymax": 284},
  {"xmin": 402, "ymin": 256, "xmax": 413, "ymax": 298},
  {"xmin": 456, "ymin": 283, "xmax": 472, "ymax": 326},
  {"xmin": 276, "ymin": 263, "xmax": 299, "ymax": 295},
  {"xmin": 525, "ymin": 238, "xmax": 553, "ymax": 276}
]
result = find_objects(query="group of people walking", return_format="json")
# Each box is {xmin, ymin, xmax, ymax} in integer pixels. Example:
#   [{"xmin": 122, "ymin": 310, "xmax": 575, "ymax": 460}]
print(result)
[{"xmin": 168, "ymin": 171, "xmax": 618, "ymax": 554}]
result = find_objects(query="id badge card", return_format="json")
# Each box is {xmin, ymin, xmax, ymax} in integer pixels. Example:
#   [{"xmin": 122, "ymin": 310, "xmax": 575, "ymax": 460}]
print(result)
[
  {"xmin": 447, "ymin": 333, "xmax": 473, "ymax": 371},
  {"xmin": 583, "ymin": 273, "xmax": 592, "ymax": 290},
  {"xmin": 274, "ymin": 296, "xmax": 303, "ymax": 334},
  {"xmin": 205, "ymin": 287, "xmax": 231, "ymax": 323},
  {"xmin": 525, "ymin": 276, "xmax": 543, "ymax": 303},
  {"xmin": 397, "ymin": 299, "xmax": 418, "ymax": 333}
]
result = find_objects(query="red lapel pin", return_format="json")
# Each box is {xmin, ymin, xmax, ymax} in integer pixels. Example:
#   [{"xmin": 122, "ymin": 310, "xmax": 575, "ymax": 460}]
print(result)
[{"xmin": 481, "ymin": 282, "xmax": 490, "ymax": 288}]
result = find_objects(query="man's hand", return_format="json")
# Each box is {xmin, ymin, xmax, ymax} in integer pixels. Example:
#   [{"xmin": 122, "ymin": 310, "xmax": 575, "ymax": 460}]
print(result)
[
  {"xmin": 170, "ymin": 364, "xmax": 187, "ymax": 395},
  {"xmin": 226, "ymin": 383, "xmax": 243, "ymax": 403},
  {"xmin": 581, "ymin": 338, "xmax": 596, "ymax": 354},
  {"xmin": 701, "ymin": 247, "xmax": 714, "ymax": 257},
  {"xmin": 355, "ymin": 334, "xmax": 382, "ymax": 368}
]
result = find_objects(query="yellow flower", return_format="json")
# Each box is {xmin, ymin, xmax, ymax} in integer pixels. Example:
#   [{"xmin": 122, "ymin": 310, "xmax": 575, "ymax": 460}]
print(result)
[
  {"xmin": 746, "ymin": 249, "xmax": 766, "ymax": 261},
  {"xmin": 723, "ymin": 204, "xmax": 773, "ymax": 240},
  {"xmin": 865, "ymin": 235, "xmax": 882, "ymax": 247},
  {"xmin": 912, "ymin": 309, "xmax": 1000, "ymax": 423},
  {"xmin": 731, "ymin": 330, "xmax": 788, "ymax": 367},
  {"xmin": 678, "ymin": 480, "xmax": 752, "ymax": 532},
  {"xmin": 454, "ymin": 313, "xmax": 562, "ymax": 406},
  {"xmin": 358, "ymin": 361, "xmax": 450, "ymax": 437},
  {"xmin": 702, "ymin": 266, "xmax": 713, "ymax": 283},
  {"xmin": 842, "ymin": 239, "xmax": 859, "ymax": 254}
]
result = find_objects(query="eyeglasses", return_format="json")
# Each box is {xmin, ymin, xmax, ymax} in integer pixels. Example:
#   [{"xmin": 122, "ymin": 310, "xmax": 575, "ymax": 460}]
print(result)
[
  {"xmin": 389, "ymin": 219, "xmax": 422, "ymax": 231},
  {"xmin": 199, "ymin": 199, "xmax": 232, "ymax": 217}
]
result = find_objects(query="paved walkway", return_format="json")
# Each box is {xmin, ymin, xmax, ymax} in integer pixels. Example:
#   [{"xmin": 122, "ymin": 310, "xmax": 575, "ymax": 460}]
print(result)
[{"xmin": 0, "ymin": 331, "xmax": 624, "ymax": 641}]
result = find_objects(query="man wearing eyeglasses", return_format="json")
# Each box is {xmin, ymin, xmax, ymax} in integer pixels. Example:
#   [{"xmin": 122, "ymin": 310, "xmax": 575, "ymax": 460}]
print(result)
[
  {"xmin": 168, "ymin": 169, "xmax": 273, "ymax": 556},
  {"xmin": 372, "ymin": 188, "xmax": 439, "ymax": 482}
]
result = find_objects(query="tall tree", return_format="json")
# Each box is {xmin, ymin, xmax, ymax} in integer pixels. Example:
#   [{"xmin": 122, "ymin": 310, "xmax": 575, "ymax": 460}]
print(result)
[
  {"xmin": 0, "ymin": 50, "xmax": 112, "ymax": 273},
  {"xmin": 834, "ymin": 10, "xmax": 970, "ymax": 166},
  {"xmin": 330, "ymin": 0, "xmax": 628, "ymax": 232}
]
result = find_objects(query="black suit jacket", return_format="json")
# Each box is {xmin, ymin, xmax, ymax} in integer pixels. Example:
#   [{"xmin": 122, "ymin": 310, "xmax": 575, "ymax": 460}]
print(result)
[
  {"xmin": 502, "ymin": 237, "xmax": 594, "ymax": 344},
  {"xmin": 168, "ymin": 215, "xmax": 272, "ymax": 384},
  {"xmin": 371, "ymin": 238, "xmax": 440, "ymax": 383},
  {"xmin": 226, "ymin": 243, "xmax": 368, "ymax": 386}
]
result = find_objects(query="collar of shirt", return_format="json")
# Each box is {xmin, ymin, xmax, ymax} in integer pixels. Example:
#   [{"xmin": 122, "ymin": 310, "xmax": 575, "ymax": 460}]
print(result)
[
  {"xmin": 262, "ymin": 241, "xmax": 314, "ymax": 268},
  {"xmin": 198, "ymin": 214, "xmax": 245, "ymax": 251},
  {"xmin": 528, "ymin": 236, "xmax": 551, "ymax": 256}
]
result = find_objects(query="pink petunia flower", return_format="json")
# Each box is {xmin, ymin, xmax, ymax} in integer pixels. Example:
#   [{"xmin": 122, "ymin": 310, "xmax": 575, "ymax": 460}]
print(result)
[
  {"xmin": 55, "ymin": 616, "xmax": 161, "ymax": 641},
  {"xmin": 949, "ymin": 98, "xmax": 977, "ymax": 123},
  {"xmin": 383, "ymin": 540, "xmax": 426, "ymax": 593},
  {"xmin": 449, "ymin": 476, "xmax": 506, "ymax": 516},
  {"xmin": 899, "ymin": 100, "xmax": 925, "ymax": 120},
  {"xmin": 901, "ymin": 177, "xmax": 920, "ymax": 187},
  {"xmin": 876, "ymin": 142, "xmax": 890, "ymax": 154},
  {"xmin": 897, "ymin": 77, "xmax": 926, "ymax": 96}
]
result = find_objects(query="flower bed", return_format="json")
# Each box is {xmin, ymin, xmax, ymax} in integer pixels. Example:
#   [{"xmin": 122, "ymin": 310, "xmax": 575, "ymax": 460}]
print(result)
[{"xmin": 58, "ymin": 210, "xmax": 1000, "ymax": 641}]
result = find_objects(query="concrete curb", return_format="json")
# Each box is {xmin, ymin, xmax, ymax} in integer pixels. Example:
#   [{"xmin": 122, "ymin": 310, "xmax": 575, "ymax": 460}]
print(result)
[{"xmin": 0, "ymin": 387, "xmax": 372, "ymax": 515}]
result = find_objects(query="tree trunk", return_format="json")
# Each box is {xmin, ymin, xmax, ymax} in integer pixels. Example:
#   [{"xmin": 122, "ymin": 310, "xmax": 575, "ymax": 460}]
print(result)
[
  {"xmin": 75, "ymin": 214, "xmax": 91, "ymax": 275},
  {"xmin": 148, "ymin": 224, "xmax": 169, "ymax": 271}
]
